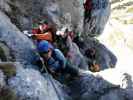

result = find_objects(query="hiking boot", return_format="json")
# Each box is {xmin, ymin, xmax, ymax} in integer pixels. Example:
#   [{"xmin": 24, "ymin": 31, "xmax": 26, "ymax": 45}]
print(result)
[{"xmin": 90, "ymin": 64, "xmax": 100, "ymax": 72}]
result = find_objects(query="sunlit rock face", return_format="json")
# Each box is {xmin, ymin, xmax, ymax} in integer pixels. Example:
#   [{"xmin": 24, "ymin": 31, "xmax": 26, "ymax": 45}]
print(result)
[{"xmin": 98, "ymin": 0, "xmax": 133, "ymax": 85}]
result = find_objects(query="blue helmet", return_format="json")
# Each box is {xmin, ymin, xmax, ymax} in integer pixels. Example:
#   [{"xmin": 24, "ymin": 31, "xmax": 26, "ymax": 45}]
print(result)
[{"xmin": 37, "ymin": 40, "xmax": 53, "ymax": 53}]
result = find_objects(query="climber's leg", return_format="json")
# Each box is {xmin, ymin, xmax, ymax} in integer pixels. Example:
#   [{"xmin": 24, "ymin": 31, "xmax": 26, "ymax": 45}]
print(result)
[{"xmin": 64, "ymin": 61, "xmax": 79, "ymax": 77}]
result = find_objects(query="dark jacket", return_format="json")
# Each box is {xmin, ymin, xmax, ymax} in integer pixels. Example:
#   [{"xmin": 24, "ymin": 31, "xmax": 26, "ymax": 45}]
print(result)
[{"xmin": 46, "ymin": 49, "xmax": 66, "ymax": 71}]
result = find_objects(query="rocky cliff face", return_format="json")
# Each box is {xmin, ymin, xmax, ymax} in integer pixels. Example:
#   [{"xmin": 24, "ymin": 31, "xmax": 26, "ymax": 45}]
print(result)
[
  {"xmin": 0, "ymin": 11, "xmax": 70, "ymax": 100},
  {"xmin": 98, "ymin": 0, "xmax": 133, "ymax": 84},
  {"xmin": 0, "ymin": 0, "xmax": 110, "ymax": 36},
  {"xmin": 0, "ymin": 0, "xmax": 133, "ymax": 100}
]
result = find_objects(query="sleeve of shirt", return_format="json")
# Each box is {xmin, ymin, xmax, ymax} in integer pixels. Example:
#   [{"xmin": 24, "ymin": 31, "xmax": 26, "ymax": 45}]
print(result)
[{"xmin": 54, "ymin": 49, "xmax": 66, "ymax": 69}]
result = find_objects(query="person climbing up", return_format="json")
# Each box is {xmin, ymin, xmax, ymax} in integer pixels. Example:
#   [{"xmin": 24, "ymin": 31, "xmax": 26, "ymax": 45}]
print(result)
[
  {"xmin": 83, "ymin": 0, "xmax": 92, "ymax": 23},
  {"xmin": 35, "ymin": 40, "xmax": 80, "ymax": 81},
  {"xmin": 85, "ymin": 47, "xmax": 100, "ymax": 72},
  {"xmin": 73, "ymin": 34, "xmax": 85, "ymax": 49},
  {"xmin": 31, "ymin": 21, "xmax": 56, "ymax": 43},
  {"xmin": 56, "ymin": 27, "xmax": 88, "ymax": 70},
  {"xmin": 55, "ymin": 27, "xmax": 71, "ymax": 56}
]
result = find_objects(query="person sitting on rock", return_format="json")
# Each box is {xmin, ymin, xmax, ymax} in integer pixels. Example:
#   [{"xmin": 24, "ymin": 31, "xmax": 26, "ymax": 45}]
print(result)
[
  {"xmin": 83, "ymin": 0, "xmax": 92, "ymax": 23},
  {"xmin": 36, "ymin": 40, "xmax": 79, "ymax": 80},
  {"xmin": 85, "ymin": 47, "xmax": 100, "ymax": 72},
  {"xmin": 56, "ymin": 27, "xmax": 88, "ymax": 70}
]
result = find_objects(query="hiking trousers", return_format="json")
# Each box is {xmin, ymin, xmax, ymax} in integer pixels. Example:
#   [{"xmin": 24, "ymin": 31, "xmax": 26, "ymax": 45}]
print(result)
[{"xmin": 63, "ymin": 61, "xmax": 79, "ymax": 77}]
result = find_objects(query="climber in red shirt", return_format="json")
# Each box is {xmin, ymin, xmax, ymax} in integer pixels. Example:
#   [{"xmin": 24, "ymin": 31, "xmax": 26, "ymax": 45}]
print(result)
[
  {"xmin": 32, "ymin": 22, "xmax": 55, "ymax": 43},
  {"xmin": 83, "ymin": 0, "xmax": 92, "ymax": 23}
]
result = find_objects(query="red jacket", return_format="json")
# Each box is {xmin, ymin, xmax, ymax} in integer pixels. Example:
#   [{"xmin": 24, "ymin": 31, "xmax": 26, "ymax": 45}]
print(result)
[
  {"xmin": 32, "ymin": 23, "xmax": 56, "ymax": 42},
  {"xmin": 84, "ymin": 0, "xmax": 92, "ymax": 11},
  {"xmin": 32, "ymin": 28, "xmax": 41, "ymax": 34},
  {"xmin": 33, "ymin": 32, "xmax": 53, "ymax": 42}
]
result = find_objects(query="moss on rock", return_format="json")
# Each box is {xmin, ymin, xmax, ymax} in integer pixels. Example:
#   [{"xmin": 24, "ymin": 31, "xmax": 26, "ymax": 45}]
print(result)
[
  {"xmin": 0, "ymin": 62, "xmax": 16, "ymax": 78},
  {"xmin": 0, "ymin": 46, "xmax": 7, "ymax": 61}
]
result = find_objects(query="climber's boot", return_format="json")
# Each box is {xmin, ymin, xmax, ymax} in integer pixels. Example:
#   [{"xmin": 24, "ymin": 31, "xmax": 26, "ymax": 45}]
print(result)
[{"xmin": 90, "ymin": 64, "xmax": 100, "ymax": 72}]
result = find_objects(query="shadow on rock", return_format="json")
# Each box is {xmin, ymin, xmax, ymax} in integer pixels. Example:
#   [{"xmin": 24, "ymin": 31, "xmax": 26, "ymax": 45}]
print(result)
[
  {"xmin": 76, "ymin": 38, "xmax": 117, "ymax": 71},
  {"xmin": 67, "ymin": 73, "xmax": 133, "ymax": 100}
]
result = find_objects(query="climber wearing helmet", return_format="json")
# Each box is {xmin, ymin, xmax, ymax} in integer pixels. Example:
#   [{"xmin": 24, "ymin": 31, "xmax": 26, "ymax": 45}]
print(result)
[{"xmin": 36, "ymin": 40, "xmax": 79, "ymax": 79}]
